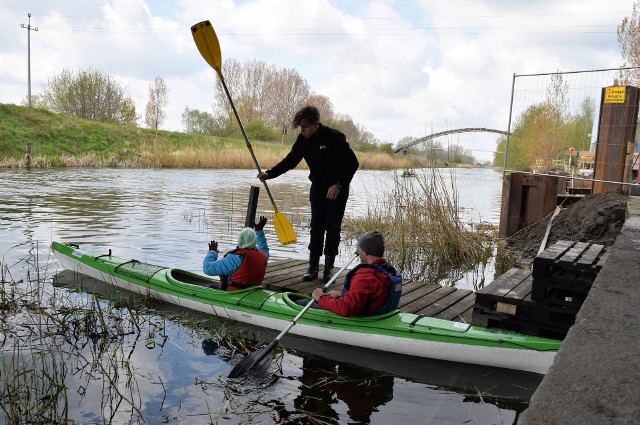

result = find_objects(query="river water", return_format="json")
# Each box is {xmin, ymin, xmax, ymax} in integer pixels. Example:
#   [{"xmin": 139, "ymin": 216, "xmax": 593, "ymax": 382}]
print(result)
[{"xmin": 0, "ymin": 167, "xmax": 541, "ymax": 424}]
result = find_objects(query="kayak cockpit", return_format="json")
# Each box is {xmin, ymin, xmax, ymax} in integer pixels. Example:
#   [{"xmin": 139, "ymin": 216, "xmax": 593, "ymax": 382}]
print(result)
[
  {"xmin": 280, "ymin": 292, "xmax": 401, "ymax": 321},
  {"xmin": 167, "ymin": 269, "xmax": 220, "ymax": 287}
]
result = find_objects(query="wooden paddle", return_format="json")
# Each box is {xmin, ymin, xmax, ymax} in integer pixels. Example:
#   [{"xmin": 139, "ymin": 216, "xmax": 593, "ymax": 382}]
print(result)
[
  {"xmin": 228, "ymin": 253, "xmax": 359, "ymax": 378},
  {"xmin": 191, "ymin": 20, "xmax": 296, "ymax": 245}
]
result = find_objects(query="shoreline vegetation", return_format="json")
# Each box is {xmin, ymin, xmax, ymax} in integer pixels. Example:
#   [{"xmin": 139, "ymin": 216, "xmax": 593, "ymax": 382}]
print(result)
[
  {"xmin": 343, "ymin": 168, "xmax": 497, "ymax": 286},
  {"xmin": 0, "ymin": 103, "xmax": 421, "ymax": 170}
]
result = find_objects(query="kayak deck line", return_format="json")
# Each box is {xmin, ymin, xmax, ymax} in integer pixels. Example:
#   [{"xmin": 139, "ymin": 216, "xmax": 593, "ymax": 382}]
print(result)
[{"xmin": 261, "ymin": 258, "xmax": 476, "ymax": 324}]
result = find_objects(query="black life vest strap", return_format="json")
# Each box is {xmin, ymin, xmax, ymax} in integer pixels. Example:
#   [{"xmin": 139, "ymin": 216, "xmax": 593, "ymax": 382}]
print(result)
[
  {"xmin": 219, "ymin": 275, "xmax": 251, "ymax": 291},
  {"xmin": 227, "ymin": 281, "xmax": 251, "ymax": 290}
]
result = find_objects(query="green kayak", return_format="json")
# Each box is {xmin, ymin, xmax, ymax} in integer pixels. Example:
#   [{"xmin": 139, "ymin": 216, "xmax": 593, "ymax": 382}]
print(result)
[{"xmin": 51, "ymin": 241, "xmax": 560, "ymax": 374}]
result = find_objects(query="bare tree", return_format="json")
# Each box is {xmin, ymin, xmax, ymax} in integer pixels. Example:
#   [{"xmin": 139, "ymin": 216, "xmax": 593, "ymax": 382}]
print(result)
[
  {"xmin": 145, "ymin": 76, "xmax": 169, "ymax": 130},
  {"xmin": 206, "ymin": 57, "xmax": 380, "ymax": 143},
  {"xmin": 306, "ymin": 93, "xmax": 335, "ymax": 122},
  {"xmin": 213, "ymin": 60, "xmax": 310, "ymax": 134},
  {"xmin": 269, "ymin": 67, "xmax": 310, "ymax": 131},
  {"xmin": 618, "ymin": 2, "xmax": 640, "ymax": 85}
]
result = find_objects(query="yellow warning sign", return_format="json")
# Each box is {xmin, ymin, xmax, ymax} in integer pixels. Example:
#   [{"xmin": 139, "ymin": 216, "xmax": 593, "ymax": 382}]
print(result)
[{"xmin": 604, "ymin": 86, "xmax": 626, "ymax": 103}]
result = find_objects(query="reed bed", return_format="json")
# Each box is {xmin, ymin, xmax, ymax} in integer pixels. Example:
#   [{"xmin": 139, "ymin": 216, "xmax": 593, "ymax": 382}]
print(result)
[
  {"xmin": 1, "ymin": 141, "xmax": 414, "ymax": 170},
  {"xmin": 342, "ymin": 168, "xmax": 495, "ymax": 284},
  {"xmin": 0, "ymin": 250, "xmax": 164, "ymax": 423},
  {"xmin": 356, "ymin": 151, "xmax": 412, "ymax": 170},
  {"xmin": 0, "ymin": 247, "xmax": 283, "ymax": 424}
]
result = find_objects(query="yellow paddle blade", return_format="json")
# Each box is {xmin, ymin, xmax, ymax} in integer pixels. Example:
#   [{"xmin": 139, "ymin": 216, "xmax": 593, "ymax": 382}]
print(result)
[
  {"xmin": 191, "ymin": 20, "xmax": 223, "ymax": 77},
  {"xmin": 273, "ymin": 211, "xmax": 297, "ymax": 245}
]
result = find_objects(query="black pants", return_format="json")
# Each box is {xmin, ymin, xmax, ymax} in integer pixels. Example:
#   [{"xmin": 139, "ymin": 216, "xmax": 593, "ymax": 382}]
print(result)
[{"xmin": 308, "ymin": 184, "xmax": 349, "ymax": 256}]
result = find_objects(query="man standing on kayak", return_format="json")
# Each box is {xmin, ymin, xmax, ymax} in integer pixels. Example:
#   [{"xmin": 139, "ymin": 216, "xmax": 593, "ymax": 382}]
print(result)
[
  {"xmin": 257, "ymin": 105, "xmax": 359, "ymax": 284},
  {"xmin": 306, "ymin": 231, "xmax": 402, "ymax": 317},
  {"xmin": 203, "ymin": 216, "xmax": 269, "ymax": 290}
]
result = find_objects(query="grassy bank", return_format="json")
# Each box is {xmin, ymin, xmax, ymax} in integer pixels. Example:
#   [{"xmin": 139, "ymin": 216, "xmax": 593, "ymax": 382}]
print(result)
[{"xmin": 0, "ymin": 104, "xmax": 412, "ymax": 170}]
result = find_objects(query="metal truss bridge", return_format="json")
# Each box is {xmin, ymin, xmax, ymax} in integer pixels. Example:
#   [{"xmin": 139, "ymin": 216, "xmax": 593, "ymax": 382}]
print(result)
[{"xmin": 394, "ymin": 127, "xmax": 509, "ymax": 153}]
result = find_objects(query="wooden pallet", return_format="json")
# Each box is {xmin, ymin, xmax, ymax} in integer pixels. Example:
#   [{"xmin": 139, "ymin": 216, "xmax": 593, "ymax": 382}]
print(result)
[
  {"xmin": 471, "ymin": 267, "xmax": 578, "ymax": 339},
  {"xmin": 532, "ymin": 240, "xmax": 608, "ymax": 305},
  {"xmin": 469, "ymin": 240, "xmax": 609, "ymax": 339}
]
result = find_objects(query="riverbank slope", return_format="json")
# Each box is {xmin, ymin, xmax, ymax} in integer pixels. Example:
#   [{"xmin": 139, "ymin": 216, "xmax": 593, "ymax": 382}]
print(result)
[{"xmin": 0, "ymin": 103, "xmax": 409, "ymax": 170}]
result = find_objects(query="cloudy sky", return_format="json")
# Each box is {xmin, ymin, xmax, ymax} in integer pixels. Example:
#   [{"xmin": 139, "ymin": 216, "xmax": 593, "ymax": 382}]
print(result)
[{"xmin": 0, "ymin": 0, "xmax": 634, "ymax": 160}]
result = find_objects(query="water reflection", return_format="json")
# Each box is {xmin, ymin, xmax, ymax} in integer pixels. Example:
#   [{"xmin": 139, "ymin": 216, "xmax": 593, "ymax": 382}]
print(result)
[
  {"xmin": 291, "ymin": 356, "xmax": 394, "ymax": 424},
  {"xmin": 2, "ymin": 167, "xmax": 514, "ymax": 424}
]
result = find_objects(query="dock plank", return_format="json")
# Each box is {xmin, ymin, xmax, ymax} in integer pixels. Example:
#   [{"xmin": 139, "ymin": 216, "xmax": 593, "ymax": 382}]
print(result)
[
  {"xmin": 264, "ymin": 263, "xmax": 310, "ymax": 285},
  {"xmin": 398, "ymin": 279, "xmax": 423, "ymax": 296},
  {"xmin": 435, "ymin": 292, "xmax": 476, "ymax": 322},
  {"xmin": 419, "ymin": 288, "xmax": 473, "ymax": 318},
  {"xmin": 265, "ymin": 258, "xmax": 303, "ymax": 273},
  {"xmin": 401, "ymin": 286, "xmax": 457, "ymax": 314},
  {"xmin": 477, "ymin": 268, "xmax": 531, "ymax": 300},
  {"xmin": 398, "ymin": 282, "xmax": 441, "ymax": 309}
]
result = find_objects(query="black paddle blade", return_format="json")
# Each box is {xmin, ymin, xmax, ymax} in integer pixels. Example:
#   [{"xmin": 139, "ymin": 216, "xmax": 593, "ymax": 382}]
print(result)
[
  {"xmin": 252, "ymin": 349, "xmax": 274, "ymax": 377},
  {"xmin": 228, "ymin": 340, "xmax": 278, "ymax": 378}
]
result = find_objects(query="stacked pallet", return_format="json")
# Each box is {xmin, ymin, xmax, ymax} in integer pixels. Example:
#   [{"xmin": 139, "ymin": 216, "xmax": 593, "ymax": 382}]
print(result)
[{"xmin": 471, "ymin": 240, "xmax": 608, "ymax": 340}]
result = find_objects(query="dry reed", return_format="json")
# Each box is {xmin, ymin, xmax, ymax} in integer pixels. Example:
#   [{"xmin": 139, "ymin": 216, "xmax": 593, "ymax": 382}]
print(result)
[
  {"xmin": 1, "ymin": 141, "xmax": 415, "ymax": 170},
  {"xmin": 342, "ymin": 168, "xmax": 493, "ymax": 284}
]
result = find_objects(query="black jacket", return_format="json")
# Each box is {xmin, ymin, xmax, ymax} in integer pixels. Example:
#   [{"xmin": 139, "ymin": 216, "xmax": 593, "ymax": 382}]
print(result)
[{"xmin": 266, "ymin": 124, "xmax": 359, "ymax": 189}]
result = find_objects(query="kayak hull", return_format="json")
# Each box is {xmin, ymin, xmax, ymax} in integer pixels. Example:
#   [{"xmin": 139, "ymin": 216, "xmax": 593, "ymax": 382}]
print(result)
[{"xmin": 51, "ymin": 242, "xmax": 560, "ymax": 374}]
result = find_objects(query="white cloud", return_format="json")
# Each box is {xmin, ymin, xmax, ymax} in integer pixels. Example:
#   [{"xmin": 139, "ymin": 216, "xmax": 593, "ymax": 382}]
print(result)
[{"xmin": 0, "ymin": 0, "xmax": 631, "ymax": 160}]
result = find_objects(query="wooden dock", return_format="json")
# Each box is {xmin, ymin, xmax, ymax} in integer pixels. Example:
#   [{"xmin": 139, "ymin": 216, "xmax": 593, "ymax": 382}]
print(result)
[{"xmin": 262, "ymin": 258, "xmax": 475, "ymax": 323}]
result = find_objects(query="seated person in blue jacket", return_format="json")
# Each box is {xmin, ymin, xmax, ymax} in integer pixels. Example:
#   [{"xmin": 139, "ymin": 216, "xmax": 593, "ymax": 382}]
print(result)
[
  {"xmin": 203, "ymin": 216, "xmax": 269, "ymax": 290},
  {"xmin": 300, "ymin": 231, "xmax": 402, "ymax": 316}
]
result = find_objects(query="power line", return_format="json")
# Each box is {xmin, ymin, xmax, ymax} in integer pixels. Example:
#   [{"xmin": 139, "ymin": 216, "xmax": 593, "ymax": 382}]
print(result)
[{"xmin": 21, "ymin": 13, "xmax": 38, "ymax": 107}]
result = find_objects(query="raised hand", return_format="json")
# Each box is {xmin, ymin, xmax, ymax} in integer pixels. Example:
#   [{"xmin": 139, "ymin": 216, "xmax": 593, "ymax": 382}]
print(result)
[{"xmin": 253, "ymin": 215, "xmax": 268, "ymax": 231}]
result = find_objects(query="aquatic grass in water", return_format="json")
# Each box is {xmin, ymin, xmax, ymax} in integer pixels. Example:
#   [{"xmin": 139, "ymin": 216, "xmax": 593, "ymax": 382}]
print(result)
[
  {"xmin": 0, "ymin": 250, "xmax": 292, "ymax": 424},
  {"xmin": 0, "ymin": 255, "xmax": 158, "ymax": 423},
  {"xmin": 343, "ymin": 167, "xmax": 495, "ymax": 285}
]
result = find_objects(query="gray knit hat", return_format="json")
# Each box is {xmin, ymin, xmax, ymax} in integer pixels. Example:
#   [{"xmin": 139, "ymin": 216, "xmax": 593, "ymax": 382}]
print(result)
[{"xmin": 357, "ymin": 231, "xmax": 385, "ymax": 257}]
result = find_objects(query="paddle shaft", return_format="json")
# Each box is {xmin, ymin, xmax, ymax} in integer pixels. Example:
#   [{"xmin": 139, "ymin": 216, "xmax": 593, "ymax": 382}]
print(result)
[
  {"xmin": 217, "ymin": 75, "xmax": 278, "ymax": 208},
  {"xmin": 248, "ymin": 253, "xmax": 359, "ymax": 368}
]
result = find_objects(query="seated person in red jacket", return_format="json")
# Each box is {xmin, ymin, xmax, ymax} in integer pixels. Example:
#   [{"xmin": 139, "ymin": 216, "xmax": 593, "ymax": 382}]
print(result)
[
  {"xmin": 308, "ymin": 231, "xmax": 402, "ymax": 316},
  {"xmin": 203, "ymin": 216, "xmax": 269, "ymax": 290}
]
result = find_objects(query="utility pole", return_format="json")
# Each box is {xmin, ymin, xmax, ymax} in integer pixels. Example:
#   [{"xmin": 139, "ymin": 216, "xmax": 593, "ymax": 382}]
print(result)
[{"xmin": 21, "ymin": 13, "xmax": 38, "ymax": 107}]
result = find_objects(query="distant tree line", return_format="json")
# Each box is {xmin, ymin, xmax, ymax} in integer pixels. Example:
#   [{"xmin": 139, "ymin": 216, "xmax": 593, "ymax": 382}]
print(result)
[
  {"xmin": 395, "ymin": 136, "xmax": 477, "ymax": 165},
  {"xmin": 181, "ymin": 58, "xmax": 380, "ymax": 149},
  {"xmin": 34, "ymin": 62, "xmax": 385, "ymax": 151}
]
